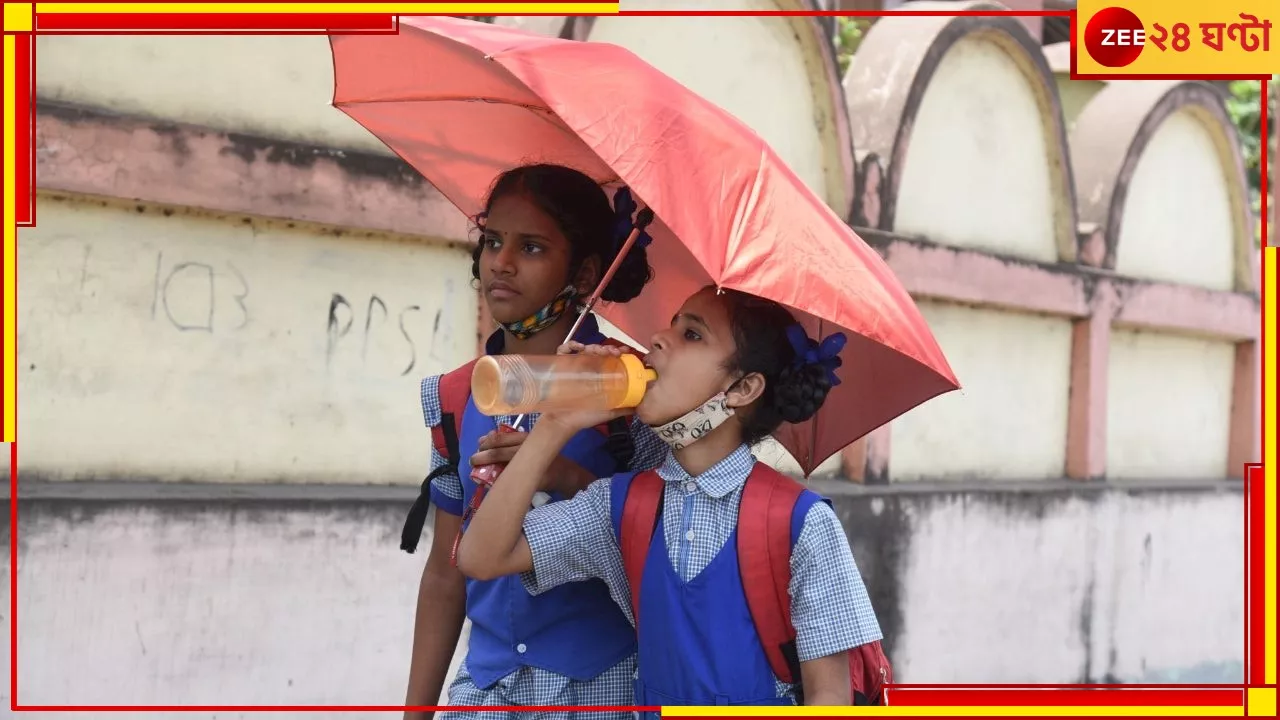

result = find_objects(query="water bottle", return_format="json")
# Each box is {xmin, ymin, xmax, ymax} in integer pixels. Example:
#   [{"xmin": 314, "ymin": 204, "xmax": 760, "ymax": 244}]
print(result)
[{"xmin": 470, "ymin": 353, "xmax": 657, "ymax": 417}]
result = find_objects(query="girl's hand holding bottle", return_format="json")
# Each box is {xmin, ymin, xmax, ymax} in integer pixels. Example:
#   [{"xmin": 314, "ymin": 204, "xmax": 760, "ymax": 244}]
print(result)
[
  {"xmin": 536, "ymin": 341, "xmax": 639, "ymax": 435},
  {"xmin": 471, "ymin": 429, "xmax": 597, "ymax": 497}
]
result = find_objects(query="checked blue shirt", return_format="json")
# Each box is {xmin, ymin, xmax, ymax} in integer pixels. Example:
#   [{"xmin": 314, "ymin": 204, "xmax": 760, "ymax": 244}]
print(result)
[
  {"xmin": 520, "ymin": 444, "xmax": 883, "ymax": 703},
  {"xmin": 421, "ymin": 373, "xmax": 667, "ymax": 719}
]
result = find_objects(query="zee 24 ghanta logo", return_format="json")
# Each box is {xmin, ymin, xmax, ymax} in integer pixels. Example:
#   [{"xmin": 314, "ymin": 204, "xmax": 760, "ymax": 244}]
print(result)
[{"xmin": 1084, "ymin": 6, "xmax": 1272, "ymax": 68}]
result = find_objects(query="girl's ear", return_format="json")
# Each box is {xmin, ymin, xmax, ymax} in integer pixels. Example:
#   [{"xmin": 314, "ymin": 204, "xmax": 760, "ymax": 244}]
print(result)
[
  {"xmin": 726, "ymin": 372, "xmax": 767, "ymax": 410},
  {"xmin": 572, "ymin": 256, "xmax": 601, "ymax": 296}
]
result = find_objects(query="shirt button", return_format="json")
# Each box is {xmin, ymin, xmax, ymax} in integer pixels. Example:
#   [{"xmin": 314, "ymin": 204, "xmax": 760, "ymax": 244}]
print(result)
[
  {"xmin": 684, "ymin": 481, "xmax": 696, "ymax": 493},
  {"xmin": 516, "ymin": 643, "xmax": 527, "ymax": 654},
  {"xmin": 685, "ymin": 530, "xmax": 695, "ymax": 542}
]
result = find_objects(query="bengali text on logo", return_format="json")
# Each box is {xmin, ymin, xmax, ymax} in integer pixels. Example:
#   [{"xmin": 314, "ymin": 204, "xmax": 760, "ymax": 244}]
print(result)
[{"xmin": 1076, "ymin": 1, "xmax": 1278, "ymax": 76}]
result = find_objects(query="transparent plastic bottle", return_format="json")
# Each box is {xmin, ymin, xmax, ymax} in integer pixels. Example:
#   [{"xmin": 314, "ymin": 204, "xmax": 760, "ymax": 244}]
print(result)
[{"xmin": 471, "ymin": 353, "xmax": 657, "ymax": 417}]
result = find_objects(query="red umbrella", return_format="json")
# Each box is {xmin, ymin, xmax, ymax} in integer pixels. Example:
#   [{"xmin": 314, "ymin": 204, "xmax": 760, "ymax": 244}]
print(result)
[{"xmin": 329, "ymin": 17, "xmax": 959, "ymax": 476}]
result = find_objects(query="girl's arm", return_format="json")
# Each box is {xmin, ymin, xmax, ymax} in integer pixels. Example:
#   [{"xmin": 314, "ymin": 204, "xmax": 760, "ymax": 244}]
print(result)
[
  {"xmin": 789, "ymin": 501, "xmax": 884, "ymax": 707},
  {"xmin": 455, "ymin": 418, "xmax": 580, "ymax": 580},
  {"xmin": 403, "ymin": 508, "xmax": 467, "ymax": 720},
  {"xmin": 799, "ymin": 653, "xmax": 852, "ymax": 706},
  {"xmin": 456, "ymin": 342, "xmax": 633, "ymax": 580},
  {"xmin": 404, "ymin": 376, "xmax": 470, "ymax": 718},
  {"xmin": 469, "ymin": 431, "xmax": 598, "ymax": 497}
]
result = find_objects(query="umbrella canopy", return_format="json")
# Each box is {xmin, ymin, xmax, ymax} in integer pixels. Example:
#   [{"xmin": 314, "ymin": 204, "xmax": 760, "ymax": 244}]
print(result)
[{"xmin": 330, "ymin": 17, "xmax": 959, "ymax": 475}]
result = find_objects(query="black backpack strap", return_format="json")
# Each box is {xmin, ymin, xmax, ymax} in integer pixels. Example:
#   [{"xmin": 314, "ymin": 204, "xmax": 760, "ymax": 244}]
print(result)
[
  {"xmin": 782, "ymin": 642, "xmax": 804, "ymax": 706},
  {"xmin": 603, "ymin": 416, "xmax": 635, "ymax": 470},
  {"xmin": 400, "ymin": 410, "xmax": 461, "ymax": 554}
]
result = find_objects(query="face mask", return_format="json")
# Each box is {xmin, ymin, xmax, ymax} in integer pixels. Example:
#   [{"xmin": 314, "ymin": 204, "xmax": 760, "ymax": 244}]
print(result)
[
  {"xmin": 651, "ymin": 391, "xmax": 736, "ymax": 452},
  {"xmin": 499, "ymin": 284, "xmax": 579, "ymax": 340}
]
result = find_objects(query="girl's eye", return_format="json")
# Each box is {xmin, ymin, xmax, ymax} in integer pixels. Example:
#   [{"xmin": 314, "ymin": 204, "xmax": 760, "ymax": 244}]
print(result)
[
  {"xmin": 522, "ymin": 243, "xmax": 544, "ymax": 255},
  {"xmin": 683, "ymin": 328, "xmax": 702, "ymax": 342},
  {"xmin": 482, "ymin": 235, "xmax": 501, "ymax": 250}
]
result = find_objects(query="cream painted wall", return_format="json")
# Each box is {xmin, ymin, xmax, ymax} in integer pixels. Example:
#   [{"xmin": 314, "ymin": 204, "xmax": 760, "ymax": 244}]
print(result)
[
  {"xmin": 36, "ymin": 35, "xmax": 386, "ymax": 154},
  {"xmin": 38, "ymin": 15, "xmax": 838, "ymax": 207},
  {"xmin": 588, "ymin": 0, "xmax": 833, "ymax": 201},
  {"xmin": 1054, "ymin": 76, "xmax": 1106, "ymax": 130},
  {"xmin": 890, "ymin": 302, "xmax": 1072, "ymax": 480},
  {"xmin": 17, "ymin": 195, "xmax": 474, "ymax": 485},
  {"xmin": 1115, "ymin": 110, "xmax": 1238, "ymax": 292},
  {"xmin": 1106, "ymin": 329, "xmax": 1234, "ymax": 478},
  {"xmin": 894, "ymin": 36, "xmax": 1060, "ymax": 263}
]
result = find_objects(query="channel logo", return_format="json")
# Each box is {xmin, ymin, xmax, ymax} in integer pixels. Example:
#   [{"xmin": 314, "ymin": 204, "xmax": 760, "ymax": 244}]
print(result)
[{"xmin": 1083, "ymin": 6, "xmax": 1147, "ymax": 67}]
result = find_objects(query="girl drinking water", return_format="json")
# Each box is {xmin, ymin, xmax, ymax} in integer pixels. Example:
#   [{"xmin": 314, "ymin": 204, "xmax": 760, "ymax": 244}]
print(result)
[
  {"xmin": 457, "ymin": 287, "xmax": 884, "ymax": 709},
  {"xmin": 402, "ymin": 164, "xmax": 666, "ymax": 719}
]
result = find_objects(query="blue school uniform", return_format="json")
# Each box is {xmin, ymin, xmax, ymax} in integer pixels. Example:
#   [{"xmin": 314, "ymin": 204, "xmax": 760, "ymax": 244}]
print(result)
[
  {"xmin": 520, "ymin": 445, "xmax": 883, "ymax": 713},
  {"xmin": 420, "ymin": 313, "xmax": 667, "ymax": 719}
]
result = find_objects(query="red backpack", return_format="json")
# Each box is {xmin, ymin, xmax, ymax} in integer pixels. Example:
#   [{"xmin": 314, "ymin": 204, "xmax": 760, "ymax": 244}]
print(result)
[
  {"xmin": 401, "ymin": 341, "xmax": 638, "ymax": 554},
  {"xmin": 618, "ymin": 463, "xmax": 893, "ymax": 706}
]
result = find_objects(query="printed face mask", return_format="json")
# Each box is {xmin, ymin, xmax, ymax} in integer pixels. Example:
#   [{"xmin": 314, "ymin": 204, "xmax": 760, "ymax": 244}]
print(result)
[
  {"xmin": 651, "ymin": 392, "xmax": 735, "ymax": 452},
  {"xmin": 499, "ymin": 284, "xmax": 578, "ymax": 340}
]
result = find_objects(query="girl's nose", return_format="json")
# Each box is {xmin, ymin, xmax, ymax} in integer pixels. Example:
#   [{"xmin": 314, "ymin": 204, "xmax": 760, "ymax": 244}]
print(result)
[
  {"xmin": 489, "ymin": 242, "xmax": 516, "ymax": 275},
  {"xmin": 649, "ymin": 332, "xmax": 667, "ymax": 351}
]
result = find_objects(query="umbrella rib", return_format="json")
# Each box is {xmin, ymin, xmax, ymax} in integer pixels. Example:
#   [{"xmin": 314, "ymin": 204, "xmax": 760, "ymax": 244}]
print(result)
[{"xmin": 335, "ymin": 96, "xmax": 554, "ymax": 114}]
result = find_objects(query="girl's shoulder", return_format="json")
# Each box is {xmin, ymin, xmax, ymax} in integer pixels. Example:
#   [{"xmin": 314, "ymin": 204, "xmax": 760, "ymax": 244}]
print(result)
[
  {"xmin": 419, "ymin": 358, "xmax": 483, "ymax": 428},
  {"xmin": 419, "ymin": 374, "xmax": 443, "ymax": 427}
]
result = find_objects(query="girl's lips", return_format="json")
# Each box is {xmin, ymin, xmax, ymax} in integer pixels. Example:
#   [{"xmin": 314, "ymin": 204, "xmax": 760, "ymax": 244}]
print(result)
[
  {"xmin": 641, "ymin": 357, "xmax": 659, "ymax": 386},
  {"xmin": 487, "ymin": 283, "xmax": 519, "ymax": 300}
]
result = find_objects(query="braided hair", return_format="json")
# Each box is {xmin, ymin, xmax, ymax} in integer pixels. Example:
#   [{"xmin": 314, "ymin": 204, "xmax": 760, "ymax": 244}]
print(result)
[{"xmin": 719, "ymin": 290, "xmax": 835, "ymax": 445}]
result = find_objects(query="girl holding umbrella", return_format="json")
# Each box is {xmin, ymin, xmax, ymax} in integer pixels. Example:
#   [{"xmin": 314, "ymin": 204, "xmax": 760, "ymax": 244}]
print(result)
[{"xmin": 402, "ymin": 164, "xmax": 666, "ymax": 719}]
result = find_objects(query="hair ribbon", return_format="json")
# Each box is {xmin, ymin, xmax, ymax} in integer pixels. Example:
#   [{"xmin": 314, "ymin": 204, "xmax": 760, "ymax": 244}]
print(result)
[
  {"xmin": 786, "ymin": 324, "xmax": 847, "ymax": 387},
  {"xmin": 612, "ymin": 186, "xmax": 653, "ymax": 251}
]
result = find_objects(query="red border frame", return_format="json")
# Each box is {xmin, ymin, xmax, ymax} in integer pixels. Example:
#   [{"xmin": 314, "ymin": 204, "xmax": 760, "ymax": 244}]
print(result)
[{"xmin": 3, "ymin": 4, "xmax": 1273, "ymax": 714}]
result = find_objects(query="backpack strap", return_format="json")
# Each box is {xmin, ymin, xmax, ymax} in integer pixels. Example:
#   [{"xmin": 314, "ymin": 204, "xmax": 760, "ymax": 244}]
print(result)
[
  {"xmin": 851, "ymin": 638, "xmax": 893, "ymax": 705},
  {"xmin": 599, "ymin": 338, "xmax": 639, "ymax": 470},
  {"xmin": 602, "ymin": 417, "xmax": 635, "ymax": 469},
  {"xmin": 400, "ymin": 359, "xmax": 479, "ymax": 554},
  {"xmin": 612, "ymin": 470, "xmax": 663, "ymax": 625},
  {"xmin": 737, "ymin": 464, "xmax": 820, "ymax": 692}
]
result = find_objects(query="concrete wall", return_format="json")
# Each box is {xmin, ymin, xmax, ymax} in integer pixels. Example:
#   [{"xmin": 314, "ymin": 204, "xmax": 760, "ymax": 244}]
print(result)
[
  {"xmin": 2, "ymin": 479, "xmax": 1244, "ymax": 712},
  {"xmin": 880, "ymin": 482, "xmax": 1244, "ymax": 684},
  {"xmin": 12, "ymin": 1, "xmax": 1254, "ymax": 710}
]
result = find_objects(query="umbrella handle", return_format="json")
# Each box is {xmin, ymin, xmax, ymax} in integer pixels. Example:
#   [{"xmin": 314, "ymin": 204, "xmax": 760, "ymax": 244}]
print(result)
[
  {"xmin": 510, "ymin": 206, "xmax": 655, "ymax": 430},
  {"xmin": 569, "ymin": 206, "xmax": 655, "ymax": 337}
]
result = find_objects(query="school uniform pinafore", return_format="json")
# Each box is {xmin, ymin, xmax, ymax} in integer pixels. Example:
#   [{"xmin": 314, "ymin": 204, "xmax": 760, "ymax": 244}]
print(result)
[{"xmin": 423, "ymin": 314, "xmax": 667, "ymax": 717}]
